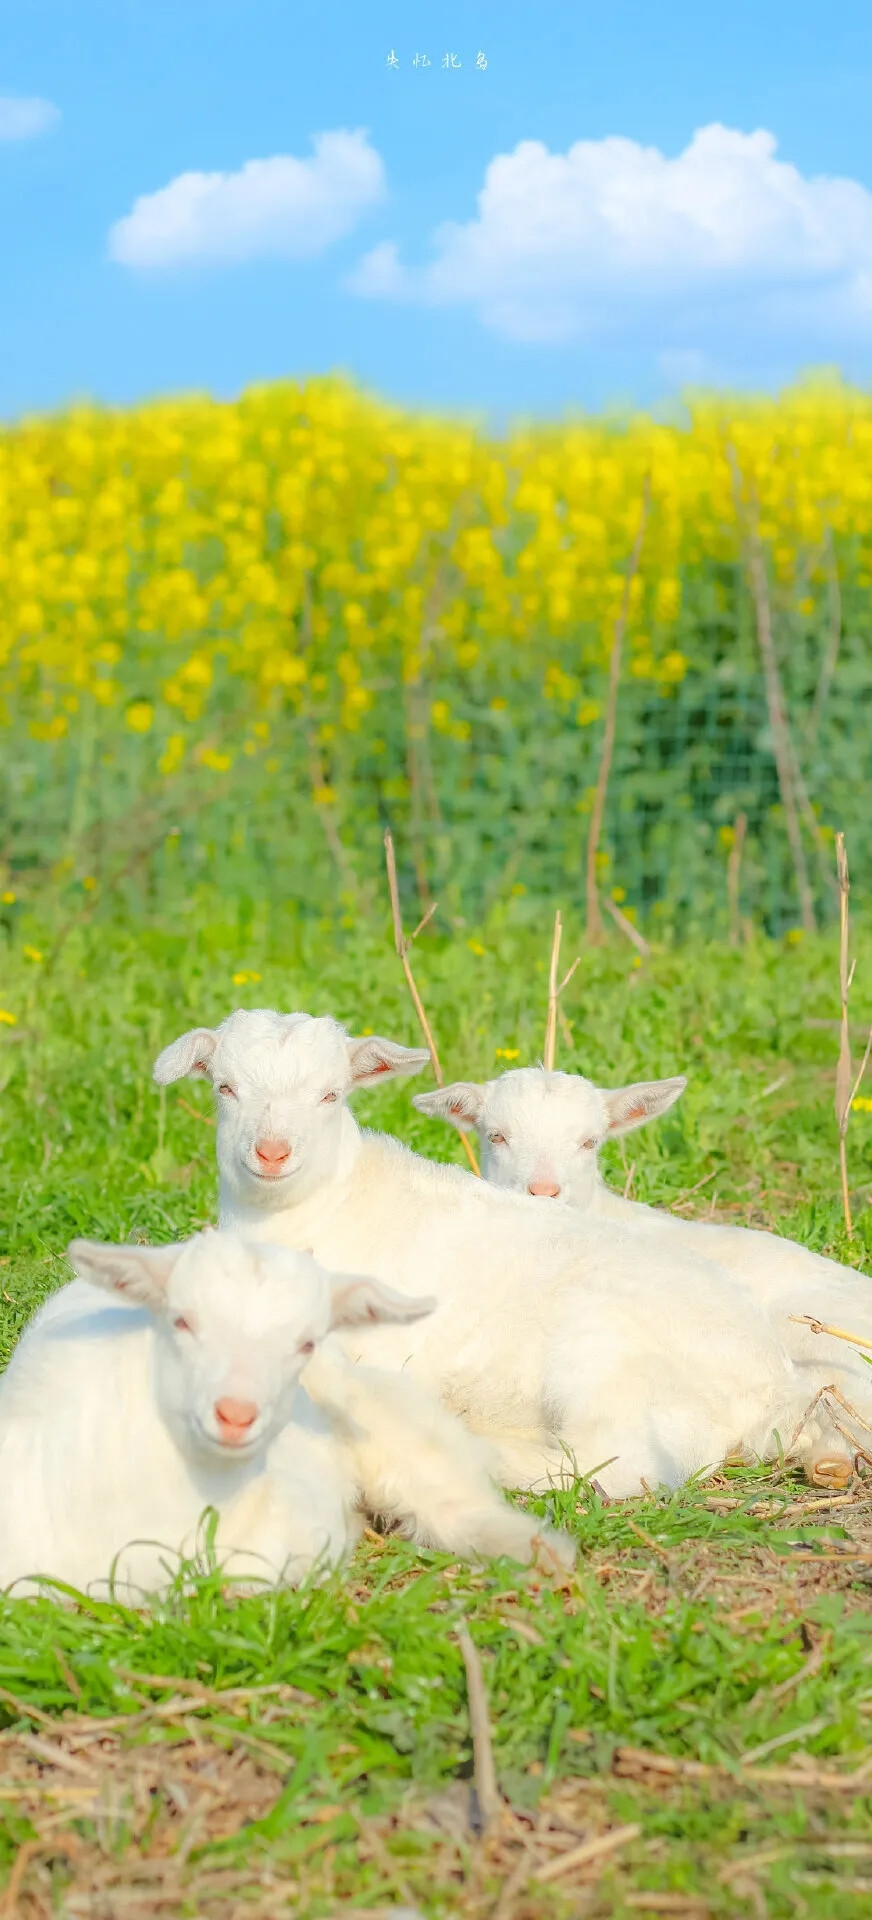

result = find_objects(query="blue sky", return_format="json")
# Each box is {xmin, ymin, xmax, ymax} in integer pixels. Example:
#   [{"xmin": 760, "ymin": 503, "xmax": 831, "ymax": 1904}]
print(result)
[{"xmin": 4, "ymin": 0, "xmax": 872, "ymax": 419}]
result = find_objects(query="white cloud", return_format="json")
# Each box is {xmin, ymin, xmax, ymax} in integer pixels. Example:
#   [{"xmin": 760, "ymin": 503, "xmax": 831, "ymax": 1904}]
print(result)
[
  {"xmin": 0, "ymin": 95, "xmax": 59, "ymax": 141},
  {"xmin": 348, "ymin": 125, "xmax": 872, "ymax": 348},
  {"xmin": 109, "ymin": 129, "xmax": 385, "ymax": 269}
]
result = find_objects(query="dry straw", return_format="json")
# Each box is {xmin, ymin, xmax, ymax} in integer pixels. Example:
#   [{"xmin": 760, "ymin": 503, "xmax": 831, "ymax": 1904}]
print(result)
[
  {"xmin": 383, "ymin": 829, "xmax": 480, "ymax": 1175},
  {"xmin": 543, "ymin": 909, "xmax": 580, "ymax": 1071}
]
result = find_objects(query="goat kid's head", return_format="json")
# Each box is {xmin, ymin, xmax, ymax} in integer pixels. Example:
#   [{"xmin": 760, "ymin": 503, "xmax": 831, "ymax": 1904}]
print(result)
[
  {"xmin": 414, "ymin": 1065, "xmax": 686, "ymax": 1207},
  {"xmin": 153, "ymin": 1010, "xmax": 430, "ymax": 1208},
  {"xmin": 67, "ymin": 1231, "xmax": 434, "ymax": 1463}
]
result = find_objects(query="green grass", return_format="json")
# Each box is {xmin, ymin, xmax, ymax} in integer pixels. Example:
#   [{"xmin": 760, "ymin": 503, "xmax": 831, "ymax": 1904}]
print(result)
[{"xmin": 2, "ymin": 888, "xmax": 872, "ymax": 1914}]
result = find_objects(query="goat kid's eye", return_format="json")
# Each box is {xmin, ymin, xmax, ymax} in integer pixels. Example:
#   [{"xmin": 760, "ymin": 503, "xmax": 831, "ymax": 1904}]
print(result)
[
  {"xmin": 580, "ymin": 1138, "xmax": 597, "ymax": 1152},
  {"xmin": 320, "ymin": 1091, "xmax": 338, "ymax": 1105},
  {"xmin": 218, "ymin": 1084, "xmax": 237, "ymax": 1099},
  {"xmin": 487, "ymin": 1131, "xmax": 507, "ymax": 1147},
  {"xmin": 299, "ymin": 1339, "xmax": 315, "ymax": 1356},
  {"xmin": 174, "ymin": 1316, "xmax": 194, "ymax": 1336}
]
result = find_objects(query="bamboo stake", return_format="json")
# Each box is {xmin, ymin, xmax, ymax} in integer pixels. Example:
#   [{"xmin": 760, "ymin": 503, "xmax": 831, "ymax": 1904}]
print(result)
[
  {"xmin": 585, "ymin": 479, "xmax": 651, "ymax": 945},
  {"xmin": 728, "ymin": 449, "xmax": 815, "ymax": 932},
  {"xmin": 604, "ymin": 896, "xmax": 650, "ymax": 958},
  {"xmin": 835, "ymin": 833, "xmax": 854, "ymax": 1236},
  {"xmin": 543, "ymin": 908, "xmax": 581, "ymax": 1070},
  {"xmin": 808, "ymin": 526, "xmax": 842, "ymax": 743},
  {"xmin": 727, "ymin": 811, "xmax": 748, "ymax": 948},
  {"xmin": 384, "ymin": 830, "xmax": 480, "ymax": 1175}
]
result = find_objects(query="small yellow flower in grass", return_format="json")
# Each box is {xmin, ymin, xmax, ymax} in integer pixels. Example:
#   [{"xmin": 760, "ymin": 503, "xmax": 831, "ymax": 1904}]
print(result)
[
  {"xmin": 23, "ymin": 946, "xmax": 43, "ymax": 963},
  {"xmin": 1, "ymin": 891, "xmax": 15, "ymax": 905},
  {"xmin": 313, "ymin": 785, "xmax": 337, "ymax": 805},
  {"xmin": 125, "ymin": 700, "xmax": 154, "ymax": 734},
  {"xmin": 200, "ymin": 749, "xmax": 232, "ymax": 773},
  {"xmin": 0, "ymin": 1010, "xmax": 16, "ymax": 1026},
  {"xmin": 511, "ymin": 882, "xmax": 526, "ymax": 896},
  {"xmin": 232, "ymin": 970, "xmax": 262, "ymax": 986},
  {"xmin": 632, "ymin": 955, "xmax": 642, "ymax": 969},
  {"xmin": 718, "ymin": 824, "xmax": 735, "ymax": 849},
  {"xmin": 852, "ymin": 1096, "xmax": 872, "ymax": 1114},
  {"xmin": 611, "ymin": 886, "xmax": 626, "ymax": 903},
  {"xmin": 82, "ymin": 876, "xmax": 97, "ymax": 892},
  {"xmin": 467, "ymin": 939, "xmax": 485, "ymax": 957},
  {"xmin": 785, "ymin": 928, "xmax": 804, "ymax": 947},
  {"xmin": 495, "ymin": 1047, "xmax": 520, "ymax": 1062}
]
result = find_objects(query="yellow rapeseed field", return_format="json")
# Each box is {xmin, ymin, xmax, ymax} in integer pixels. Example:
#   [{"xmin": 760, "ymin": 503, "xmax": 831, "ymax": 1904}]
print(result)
[
  {"xmin": 2, "ymin": 374, "xmax": 871, "ymax": 748},
  {"xmin": 0, "ymin": 375, "xmax": 869, "ymax": 928}
]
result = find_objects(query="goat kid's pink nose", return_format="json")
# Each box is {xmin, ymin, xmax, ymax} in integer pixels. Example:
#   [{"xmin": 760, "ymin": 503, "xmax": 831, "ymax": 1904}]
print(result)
[
  {"xmin": 528, "ymin": 1179, "xmax": 561, "ymax": 1198},
  {"xmin": 255, "ymin": 1137, "xmax": 291, "ymax": 1168},
  {"xmin": 215, "ymin": 1397, "xmax": 258, "ymax": 1433}
]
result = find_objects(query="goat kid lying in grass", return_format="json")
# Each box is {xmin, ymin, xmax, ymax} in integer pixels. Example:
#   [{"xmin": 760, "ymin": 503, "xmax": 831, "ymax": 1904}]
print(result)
[
  {"xmin": 0, "ymin": 1232, "xmax": 570, "ymax": 1600},
  {"xmin": 154, "ymin": 1010, "xmax": 812, "ymax": 1499},
  {"xmin": 416, "ymin": 1065, "xmax": 872, "ymax": 1480}
]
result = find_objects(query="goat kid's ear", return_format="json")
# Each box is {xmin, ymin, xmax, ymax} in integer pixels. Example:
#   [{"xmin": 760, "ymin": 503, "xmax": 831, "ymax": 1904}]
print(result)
[
  {"xmin": 412, "ymin": 1082, "xmax": 487, "ymax": 1131},
  {"xmin": 66, "ymin": 1237, "xmax": 183, "ymax": 1308},
  {"xmin": 346, "ymin": 1034, "xmax": 431, "ymax": 1089},
  {"xmin": 153, "ymin": 1027, "xmax": 218, "ymax": 1085},
  {"xmin": 329, "ymin": 1274, "xmax": 437, "ymax": 1329},
  {"xmin": 603, "ymin": 1075, "xmax": 687, "ymax": 1137}
]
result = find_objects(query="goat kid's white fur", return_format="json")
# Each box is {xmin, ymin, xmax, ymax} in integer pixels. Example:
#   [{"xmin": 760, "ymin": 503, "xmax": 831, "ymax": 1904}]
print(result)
[
  {"xmin": 417, "ymin": 1064, "xmax": 872, "ymax": 1459},
  {"xmin": 155, "ymin": 1010, "xmax": 814, "ymax": 1498},
  {"xmin": 0, "ymin": 1231, "xmax": 569, "ymax": 1598}
]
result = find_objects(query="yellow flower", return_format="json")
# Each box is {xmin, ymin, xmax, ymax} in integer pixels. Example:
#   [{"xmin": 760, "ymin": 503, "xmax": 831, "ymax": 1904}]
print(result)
[
  {"xmin": 82, "ymin": 876, "xmax": 97, "ymax": 892},
  {"xmin": 199, "ymin": 749, "xmax": 232, "ymax": 773},
  {"xmin": 467, "ymin": 939, "xmax": 485, "ymax": 956},
  {"xmin": 313, "ymin": 784, "xmax": 338, "ymax": 805},
  {"xmin": 125, "ymin": 700, "xmax": 154, "ymax": 734},
  {"xmin": 232, "ymin": 970, "xmax": 262, "ymax": 986},
  {"xmin": 611, "ymin": 886, "xmax": 626, "ymax": 903},
  {"xmin": 785, "ymin": 928, "xmax": 804, "ymax": 947},
  {"xmin": 495, "ymin": 1047, "xmax": 520, "ymax": 1061},
  {"xmin": 1, "ymin": 891, "xmax": 15, "ymax": 905},
  {"xmin": 159, "ymin": 733, "xmax": 186, "ymax": 777},
  {"xmin": 23, "ymin": 945, "xmax": 43, "ymax": 963},
  {"xmin": 852, "ymin": 1096, "xmax": 872, "ymax": 1113},
  {"xmin": 0, "ymin": 1010, "xmax": 16, "ymax": 1026}
]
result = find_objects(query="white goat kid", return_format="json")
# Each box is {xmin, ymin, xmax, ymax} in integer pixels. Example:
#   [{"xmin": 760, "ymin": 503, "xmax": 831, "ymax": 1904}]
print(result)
[
  {"xmin": 415, "ymin": 1066, "xmax": 872, "ymax": 1474},
  {"xmin": 414, "ymin": 1066, "xmax": 687, "ymax": 1207},
  {"xmin": 0, "ymin": 1231, "xmax": 565, "ymax": 1598},
  {"xmin": 153, "ymin": 1011, "xmax": 805, "ymax": 1499}
]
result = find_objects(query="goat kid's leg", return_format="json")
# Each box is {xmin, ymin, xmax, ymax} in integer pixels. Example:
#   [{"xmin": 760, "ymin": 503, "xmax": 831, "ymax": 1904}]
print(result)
[
  {"xmin": 216, "ymin": 1470, "xmax": 350, "ymax": 1591},
  {"xmin": 302, "ymin": 1346, "xmax": 575, "ymax": 1574}
]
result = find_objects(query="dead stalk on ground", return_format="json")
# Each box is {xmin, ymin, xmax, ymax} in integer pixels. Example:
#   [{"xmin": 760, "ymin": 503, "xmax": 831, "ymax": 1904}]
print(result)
[
  {"xmin": 456, "ymin": 1625, "xmax": 502, "ymax": 1835},
  {"xmin": 384, "ymin": 830, "xmax": 479, "ymax": 1174},
  {"xmin": 543, "ymin": 909, "xmax": 581, "ymax": 1070},
  {"xmin": 585, "ymin": 478, "xmax": 651, "ymax": 945}
]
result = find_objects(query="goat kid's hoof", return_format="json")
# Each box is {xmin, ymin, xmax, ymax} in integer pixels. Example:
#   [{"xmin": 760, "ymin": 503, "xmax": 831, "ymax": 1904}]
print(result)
[
  {"xmin": 530, "ymin": 1529, "xmax": 576, "ymax": 1580},
  {"xmin": 806, "ymin": 1455, "xmax": 854, "ymax": 1492}
]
